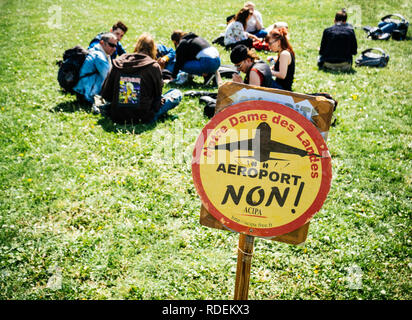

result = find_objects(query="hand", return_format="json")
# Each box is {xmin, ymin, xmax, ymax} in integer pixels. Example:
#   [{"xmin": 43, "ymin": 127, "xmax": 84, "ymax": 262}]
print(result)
[
  {"xmin": 250, "ymin": 34, "xmax": 260, "ymax": 41},
  {"xmin": 157, "ymin": 57, "xmax": 166, "ymax": 69},
  {"xmin": 232, "ymin": 73, "xmax": 243, "ymax": 83}
]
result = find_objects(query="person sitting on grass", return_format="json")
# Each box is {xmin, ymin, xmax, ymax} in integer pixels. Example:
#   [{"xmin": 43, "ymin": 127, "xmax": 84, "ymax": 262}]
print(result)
[
  {"xmin": 318, "ymin": 9, "xmax": 357, "ymax": 71},
  {"xmin": 156, "ymin": 43, "xmax": 176, "ymax": 73},
  {"xmin": 224, "ymin": 7, "xmax": 260, "ymax": 50},
  {"xmin": 266, "ymin": 27, "xmax": 295, "ymax": 91},
  {"xmin": 265, "ymin": 21, "xmax": 289, "ymax": 38},
  {"xmin": 170, "ymin": 30, "xmax": 221, "ymax": 85},
  {"xmin": 100, "ymin": 33, "xmax": 182, "ymax": 124},
  {"xmin": 89, "ymin": 21, "xmax": 128, "ymax": 60},
  {"xmin": 244, "ymin": 1, "xmax": 267, "ymax": 39},
  {"xmin": 73, "ymin": 32, "xmax": 117, "ymax": 105},
  {"xmin": 230, "ymin": 44, "xmax": 274, "ymax": 88}
]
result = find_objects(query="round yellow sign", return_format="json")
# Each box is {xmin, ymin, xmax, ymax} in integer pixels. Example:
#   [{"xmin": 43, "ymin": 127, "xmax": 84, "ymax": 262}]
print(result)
[{"xmin": 192, "ymin": 101, "xmax": 332, "ymax": 237}]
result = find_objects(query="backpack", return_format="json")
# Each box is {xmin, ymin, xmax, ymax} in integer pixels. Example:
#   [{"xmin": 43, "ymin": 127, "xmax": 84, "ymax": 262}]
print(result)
[
  {"xmin": 252, "ymin": 39, "xmax": 270, "ymax": 51},
  {"xmin": 56, "ymin": 45, "xmax": 95, "ymax": 94},
  {"xmin": 204, "ymin": 65, "xmax": 239, "ymax": 86},
  {"xmin": 382, "ymin": 14, "xmax": 409, "ymax": 40},
  {"xmin": 355, "ymin": 48, "xmax": 389, "ymax": 67},
  {"xmin": 364, "ymin": 14, "xmax": 409, "ymax": 40}
]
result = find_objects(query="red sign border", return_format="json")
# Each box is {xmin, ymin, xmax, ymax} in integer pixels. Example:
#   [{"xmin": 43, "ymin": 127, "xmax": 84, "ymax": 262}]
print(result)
[{"xmin": 192, "ymin": 101, "xmax": 332, "ymax": 237}]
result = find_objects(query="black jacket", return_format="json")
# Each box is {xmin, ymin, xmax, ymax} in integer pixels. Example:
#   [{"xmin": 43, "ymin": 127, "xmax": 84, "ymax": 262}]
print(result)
[
  {"xmin": 319, "ymin": 23, "xmax": 357, "ymax": 63},
  {"xmin": 172, "ymin": 33, "xmax": 210, "ymax": 78}
]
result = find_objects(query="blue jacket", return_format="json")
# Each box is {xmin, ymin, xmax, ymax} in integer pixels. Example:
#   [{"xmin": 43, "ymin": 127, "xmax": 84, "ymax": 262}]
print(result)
[
  {"xmin": 156, "ymin": 44, "xmax": 176, "ymax": 73},
  {"xmin": 89, "ymin": 33, "xmax": 126, "ymax": 60},
  {"xmin": 73, "ymin": 44, "xmax": 111, "ymax": 103}
]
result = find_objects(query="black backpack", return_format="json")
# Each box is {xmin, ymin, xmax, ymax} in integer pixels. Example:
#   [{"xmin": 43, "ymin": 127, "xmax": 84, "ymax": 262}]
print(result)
[
  {"xmin": 56, "ymin": 45, "xmax": 95, "ymax": 94},
  {"xmin": 204, "ymin": 65, "xmax": 239, "ymax": 86},
  {"xmin": 355, "ymin": 48, "xmax": 389, "ymax": 67}
]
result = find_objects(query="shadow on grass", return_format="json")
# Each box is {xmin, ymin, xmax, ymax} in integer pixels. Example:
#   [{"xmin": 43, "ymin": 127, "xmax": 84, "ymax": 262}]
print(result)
[
  {"xmin": 51, "ymin": 97, "xmax": 91, "ymax": 113},
  {"xmin": 318, "ymin": 67, "xmax": 357, "ymax": 75},
  {"xmin": 51, "ymin": 80, "xmax": 215, "ymax": 134},
  {"xmin": 96, "ymin": 113, "xmax": 179, "ymax": 134},
  {"xmin": 51, "ymin": 97, "xmax": 183, "ymax": 136}
]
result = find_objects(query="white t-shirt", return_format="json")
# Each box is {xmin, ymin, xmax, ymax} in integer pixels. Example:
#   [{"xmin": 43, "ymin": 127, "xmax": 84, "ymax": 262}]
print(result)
[
  {"xmin": 246, "ymin": 10, "xmax": 264, "ymax": 33},
  {"xmin": 196, "ymin": 46, "xmax": 220, "ymax": 59}
]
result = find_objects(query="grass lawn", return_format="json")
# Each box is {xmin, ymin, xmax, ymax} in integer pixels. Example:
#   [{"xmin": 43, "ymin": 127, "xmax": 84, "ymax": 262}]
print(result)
[{"xmin": 0, "ymin": 0, "xmax": 411, "ymax": 299}]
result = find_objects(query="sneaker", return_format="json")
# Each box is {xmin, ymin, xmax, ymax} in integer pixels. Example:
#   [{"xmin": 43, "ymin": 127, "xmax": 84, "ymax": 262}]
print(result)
[
  {"xmin": 99, "ymin": 103, "xmax": 110, "ymax": 117},
  {"xmin": 91, "ymin": 104, "xmax": 101, "ymax": 114},
  {"xmin": 175, "ymin": 72, "xmax": 189, "ymax": 85}
]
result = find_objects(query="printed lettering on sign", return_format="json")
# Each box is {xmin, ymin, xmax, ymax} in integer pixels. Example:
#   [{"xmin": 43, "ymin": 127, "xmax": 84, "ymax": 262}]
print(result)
[{"xmin": 192, "ymin": 101, "xmax": 332, "ymax": 237}]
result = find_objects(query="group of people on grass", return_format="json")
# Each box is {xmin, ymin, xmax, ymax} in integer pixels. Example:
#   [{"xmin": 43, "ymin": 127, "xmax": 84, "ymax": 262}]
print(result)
[{"xmin": 72, "ymin": 3, "xmax": 357, "ymax": 124}]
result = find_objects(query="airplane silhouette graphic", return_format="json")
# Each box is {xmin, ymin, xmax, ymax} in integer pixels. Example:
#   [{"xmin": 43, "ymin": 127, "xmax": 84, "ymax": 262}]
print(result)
[{"xmin": 214, "ymin": 122, "xmax": 321, "ymax": 162}]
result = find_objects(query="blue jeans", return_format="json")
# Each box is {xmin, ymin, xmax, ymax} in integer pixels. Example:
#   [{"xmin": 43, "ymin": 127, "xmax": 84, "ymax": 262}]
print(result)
[
  {"xmin": 250, "ymin": 29, "xmax": 268, "ymax": 38},
  {"xmin": 271, "ymin": 79, "xmax": 284, "ymax": 90},
  {"xmin": 152, "ymin": 89, "xmax": 183, "ymax": 122},
  {"xmin": 165, "ymin": 60, "xmax": 175, "ymax": 73},
  {"xmin": 378, "ymin": 21, "xmax": 398, "ymax": 34},
  {"xmin": 181, "ymin": 57, "xmax": 221, "ymax": 76}
]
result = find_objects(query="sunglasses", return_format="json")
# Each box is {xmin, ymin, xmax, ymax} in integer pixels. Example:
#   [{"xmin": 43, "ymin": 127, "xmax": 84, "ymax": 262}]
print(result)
[
  {"xmin": 105, "ymin": 41, "xmax": 117, "ymax": 48},
  {"xmin": 234, "ymin": 61, "xmax": 244, "ymax": 69},
  {"xmin": 268, "ymin": 38, "xmax": 280, "ymax": 45}
]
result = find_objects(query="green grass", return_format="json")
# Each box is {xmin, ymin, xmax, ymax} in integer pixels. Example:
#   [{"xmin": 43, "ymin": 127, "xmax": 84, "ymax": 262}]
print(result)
[{"xmin": 0, "ymin": 0, "xmax": 411, "ymax": 299}]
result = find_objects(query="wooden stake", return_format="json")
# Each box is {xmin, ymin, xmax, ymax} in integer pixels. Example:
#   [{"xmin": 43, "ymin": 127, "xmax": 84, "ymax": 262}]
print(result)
[{"xmin": 234, "ymin": 233, "xmax": 255, "ymax": 300}]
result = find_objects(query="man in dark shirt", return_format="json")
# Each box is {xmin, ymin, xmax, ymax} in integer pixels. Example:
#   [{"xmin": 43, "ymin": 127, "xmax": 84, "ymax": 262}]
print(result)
[{"xmin": 318, "ymin": 10, "xmax": 357, "ymax": 71}]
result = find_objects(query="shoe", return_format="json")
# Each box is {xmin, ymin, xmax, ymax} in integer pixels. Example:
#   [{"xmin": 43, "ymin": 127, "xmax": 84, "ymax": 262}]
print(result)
[
  {"xmin": 199, "ymin": 96, "xmax": 217, "ymax": 118},
  {"xmin": 199, "ymin": 95, "xmax": 216, "ymax": 105},
  {"xmin": 175, "ymin": 72, "xmax": 189, "ymax": 85},
  {"xmin": 99, "ymin": 103, "xmax": 110, "ymax": 117},
  {"xmin": 91, "ymin": 105, "xmax": 101, "ymax": 115},
  {"xmin": 184, "ymin": 90, "xmax": 217, "ymax": 98}
]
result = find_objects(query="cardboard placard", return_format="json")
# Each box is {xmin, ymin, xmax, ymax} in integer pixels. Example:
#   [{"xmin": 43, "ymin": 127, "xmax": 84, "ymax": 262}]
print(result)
[
  {"xmin": 216, "ymin": 82, "xmax": 335, "ymax": 141},
  {"xmin": 200, "ymin": 204, "xmax": 310, "ymax": 245},
  {"xmin": 193, "ymin": 83, "xmax": 334, "ymax": 244}
]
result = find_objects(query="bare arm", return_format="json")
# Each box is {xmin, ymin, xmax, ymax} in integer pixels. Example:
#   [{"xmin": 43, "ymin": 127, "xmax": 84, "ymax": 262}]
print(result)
[
  {"xmin": 247, "ymin": 32, "xmax": 260, "ymax": 41},
  {"xmin": 271, "ymin": 50, "xmax": 291, "ymax": 79},
  {"xmin": 248, "ymin": 69, "xmax": 262, "ymax": 86}
]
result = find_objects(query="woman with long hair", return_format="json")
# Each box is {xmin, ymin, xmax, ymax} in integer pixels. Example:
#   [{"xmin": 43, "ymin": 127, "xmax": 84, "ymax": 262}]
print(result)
[
  {"xmin": 224, "ymin": 7, "xmax": 259, "ymax": 49},
  {"xmin": 133, "ymin": 33, "xmax": 157, "ymax": 60},
  {"xmin": 267, "ymin": 27, "xmax": 295, "ymax": 91}
]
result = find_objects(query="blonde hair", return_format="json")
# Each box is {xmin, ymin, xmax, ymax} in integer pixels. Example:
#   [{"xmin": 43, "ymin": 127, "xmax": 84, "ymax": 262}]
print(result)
[{"xmin": 133, "ymin": 33, "xmax": 157, "ymax": 60}]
